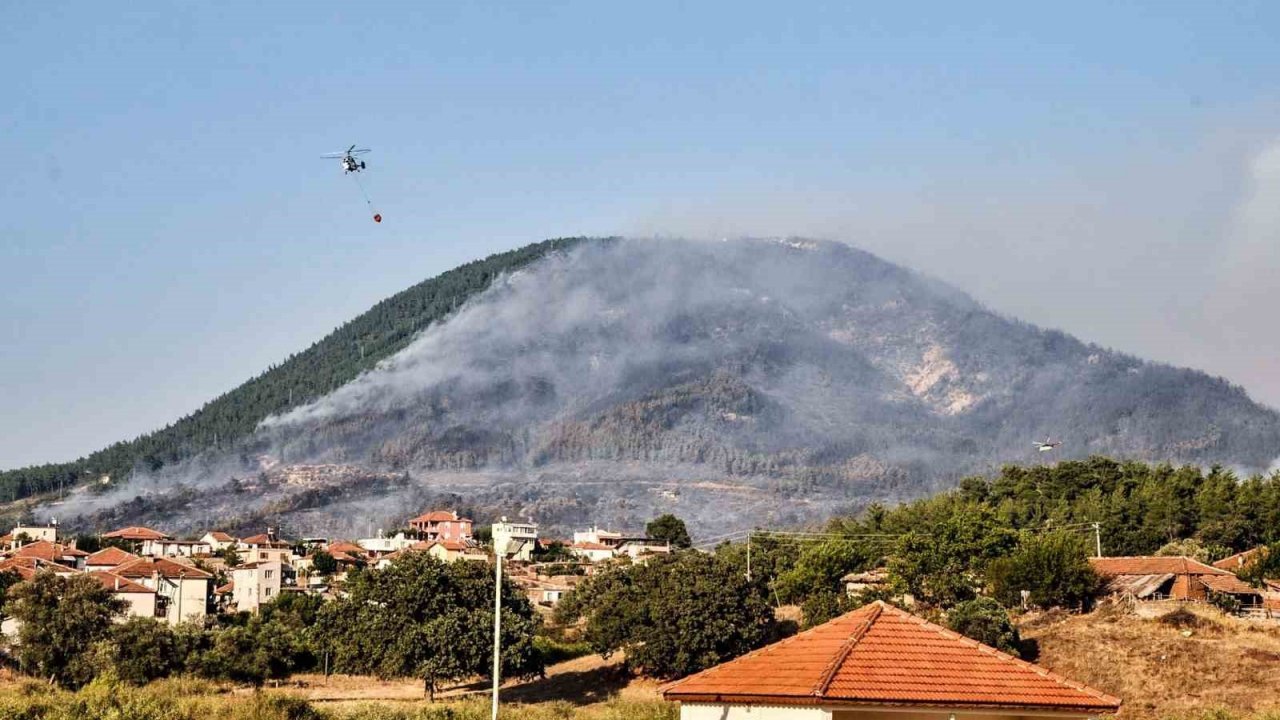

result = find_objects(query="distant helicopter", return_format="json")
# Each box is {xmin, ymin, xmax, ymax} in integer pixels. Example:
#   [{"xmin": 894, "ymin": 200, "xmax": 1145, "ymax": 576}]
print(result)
[
  {"xmin": 321, "ymin": 145, "xmax": 370, "ymax": 174},
  {"xmin": 1035, "ymin": 437, "xmax": 1063, "ymax": 452},
  {"xmin": 320, "ymin": 145, "xmax": 380, "ymax": 222}
]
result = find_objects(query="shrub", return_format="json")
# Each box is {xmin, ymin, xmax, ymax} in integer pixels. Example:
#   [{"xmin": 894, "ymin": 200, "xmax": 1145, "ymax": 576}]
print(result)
[{"xmin": 946, "ymin": 597, "xmax": 1022, "ymax": 656}]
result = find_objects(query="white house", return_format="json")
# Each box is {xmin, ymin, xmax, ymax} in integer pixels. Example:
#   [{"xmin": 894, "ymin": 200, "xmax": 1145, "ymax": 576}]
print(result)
[
  {"xmin": 10, "ymin": 524, "xmax": 58, "ymax": 545},
  {"xmin": 568, "ymin": 541, "xmax": 615, "ymax": 563},
  {"xmin": 112, "ymin": 558, "xmax": 212, "ymax": 626},
  {"xmin": 357, "ymin": 531, "xmax": 418, "ymax": 555},
  {"xmin": 90, "ymin": 571, "xmax": 158, "ymax": 620},
  {"xmin": 142, "ymin": 538, "xmax": 212, "ymax": 558},
  {"xmin": 662, "ymin": 601, "xmax": 1121, "ymax": 720},
  {"xmin": 231, "ymin": 560, "xmax": 295, "ymax": 612},
  {"xmin": 200, "ymin": 531, "xmax": 238, "ymax": 552},
  {"xmin": 492, "ymin": 517, "xmax": 538, "ymax": 562}
]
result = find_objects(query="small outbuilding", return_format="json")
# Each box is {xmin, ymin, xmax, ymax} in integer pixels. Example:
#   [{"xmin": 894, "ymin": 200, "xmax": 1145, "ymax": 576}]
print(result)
[{"xmin": 662, "ymin": 601, "xmax": 1120, "ymax": 720}]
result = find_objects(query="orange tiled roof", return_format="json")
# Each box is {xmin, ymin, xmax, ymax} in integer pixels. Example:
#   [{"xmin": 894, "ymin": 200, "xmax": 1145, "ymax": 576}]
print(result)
[
  {"xmin": 205, "ymin": 531, "xmax": 236, "ymax": 542},
  {"xmin": 89, "ymin": 571, "xmax": 155, "ymax": 594},
  {"xmin": 662, "ymin": 602, "xmax": 1121, "ymax": 713},
  {"xmin": 102, "ymin": 526, "xmax": 170, "ymax": 541},
  {"xmin": 1198, "ymin": 574, "xmax": 1262, "ymax": 596},
  {"xmin": 409, "ymin": 510, "xmax": 468, "ymax": 524},
  {"xmin": 114, "ymin": 557, "xmax": 213, "ymax": 580},
  {"xmin": 326, "ymin": 541, "xmax": 367, "ymax": 555},
  {"xmin": 0, "ymin": 556, "xmax": 79, "ymax": 575},
  {"xmin": 571, "ymin": 541, "xmax": 613, "ymax": 551},
  {"xmin": 1212, "ymin": 547, "xmax": 1266, "ymax": 571},
  {"xmin": 431, "ymin": 539, "xmax": 476, "ymax": 552},
  {"xmin": 13, "ymin": 540, "xmax": 89, "ymax": 561},
  {"xmin": 1089, "ymin": 556, "xmax": 1230, "ymax": 577},
  {"xmin": 86, "ymin": 546, "xmax": 139, "ymax": 567}
]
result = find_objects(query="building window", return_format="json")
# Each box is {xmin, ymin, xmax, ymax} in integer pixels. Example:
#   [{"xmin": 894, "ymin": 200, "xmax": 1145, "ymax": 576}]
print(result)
[
  {"xmin": 259, "ymin": 552, "xmax": 266, "ymax": 560},
  {"xmin": 265, "ymin": 587, "xmax": 273, "ymax": 597},
  {"xmin": 265, "ymin": 570, "xmax": 273, "ymax": 579}
]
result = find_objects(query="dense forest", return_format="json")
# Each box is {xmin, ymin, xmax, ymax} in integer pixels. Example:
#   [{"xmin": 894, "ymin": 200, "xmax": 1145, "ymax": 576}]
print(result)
[
  {"xmin": 0, "ymin": 237, "xmax": 592, "ymax": 504},
  {"xmin": 729, "ymin": 456, "xmax": 1280, "ymax": 627}
]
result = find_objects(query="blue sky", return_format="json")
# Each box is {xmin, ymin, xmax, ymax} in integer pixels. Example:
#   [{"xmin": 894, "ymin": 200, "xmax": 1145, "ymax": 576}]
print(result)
[{"xmin": 4, "ymin": 2, "xmax": 1280, "ymax": 467}]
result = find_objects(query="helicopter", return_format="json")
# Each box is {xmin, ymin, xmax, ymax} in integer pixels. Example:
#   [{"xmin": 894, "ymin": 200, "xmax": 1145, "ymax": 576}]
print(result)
[
  {"xmin": 321, "ymin": 145, "xmax": 370, "ymax": 174},
  {"xmin": 1035, "ymin": 437, "xmax": 1062, "ymax": 452}
]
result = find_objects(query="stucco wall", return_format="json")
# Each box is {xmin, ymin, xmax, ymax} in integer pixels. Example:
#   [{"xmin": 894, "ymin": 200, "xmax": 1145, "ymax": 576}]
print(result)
[{"xmin": 681, "ymin": 704, "xmax": 831, "ymax": 720}]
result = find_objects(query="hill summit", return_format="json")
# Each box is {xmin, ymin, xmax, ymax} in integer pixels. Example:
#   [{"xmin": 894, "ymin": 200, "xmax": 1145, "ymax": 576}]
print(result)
[{"xmin": 38, "ymin": 238, "xmax": 1280, "ymax": 535}]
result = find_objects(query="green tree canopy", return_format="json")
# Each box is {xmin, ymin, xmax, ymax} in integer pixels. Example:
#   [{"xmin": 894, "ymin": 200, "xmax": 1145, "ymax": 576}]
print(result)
[
  {"xmin": 313, "ymin": 552, "xmax": 542, "ymax": 699},
  {"xmin": 946, "ymin": 597, "xmax": 1022, "ymax": 657},
  {"xmin": 889, "ymin": 505, "xmax": 1017, "ymax": 608},
  {"xmin": 646, "ymin": 514, "xmax": 691, "ymax": 549},
  {"xmin": 555, "ymin": 551, "xmax": 774, "ymax": 679},
  {"xmin": 7, "ymin": 572, "xmax": 126, "ymax": 688},
  {"xmin": 987, "ymin": 531, "xmax": 1101, "ymax": 611}
]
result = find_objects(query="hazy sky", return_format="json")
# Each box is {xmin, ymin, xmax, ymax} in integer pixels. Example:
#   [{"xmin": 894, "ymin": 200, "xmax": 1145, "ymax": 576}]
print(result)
[{"xmin": 3, "ymin": 2, "xmax": 1280, "ymax": 468}]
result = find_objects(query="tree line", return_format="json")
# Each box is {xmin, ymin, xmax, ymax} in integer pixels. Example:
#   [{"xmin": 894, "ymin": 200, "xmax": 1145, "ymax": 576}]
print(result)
[{"xmin": 0, "ymin": 238, "xmax": 592, "ymax": 507}]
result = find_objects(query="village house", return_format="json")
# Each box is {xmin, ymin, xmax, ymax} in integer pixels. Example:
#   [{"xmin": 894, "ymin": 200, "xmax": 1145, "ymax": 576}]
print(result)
[
  {"xmin": 662, "ymin": 601, "xmax": 1121, "ymax": 720},
  {"xmin": 11, "ymin": 540, "xmax": 89, "ymax": 570},
  {"xmin": 357, "ymin": 531, "xmax": 418, "ymax": 555},
  {"xmin": 112, "ymin": 557, "xmax": 213, "ymax": 625},
  {"xmin": 1089, "ymin": 556, "xmax": 1265, "ymax": 609},
  {"xmin": 493, "ymin": 517, "xmax": 538, "ymax": 561},
  {"xmin": 231, "ymin": 560, "xmax": 295, "ymax": 613},
  {"xmin": 0, "ymin": 556, "xmax": 79, "ymax": 578},
  {"xmin": 238, "ymin": 530, "xmax": 293, "ymax": 564},
  {"xmin": 568, "ymin": 540, "xmax": 616, "ymax": 563},
  {"xmin": 8, "ymin": 523, "xmax": 58, "ymax": 546},
  {"xmin": 102, "ymin": 526, "xmax": 171, "ymax": 551},
  {"xmin": 841, "ymin": 568, "xmax": 890, "ymax": 596},
  {"xmin": 89, "ymin": 571, "xmax": 158, "ymax": 619},
  {"xmin": 1213, "ymin": 547, "xmax": 1268, "ymax": 572},
  {"xmin": 85, "ymin": 546, "xmax": 140, "ymax": 572},
  {"xmin": 200, "ymin": 531, "xmax": 238, "ymax": 552},
  {"xmin": 143, "ymin": 538, "xmax": 213, "ymax": 558},
  {"xmin": 423, "ymin": 538, "xmax": 488, "ymax": 563},
  {"xmin": 573, "ymin": 526, "xmax": 623, "ymax": 548},
  {"xmin": 615, "ymin": 538, "xmax": 672, "ymax": 560},
  {"xmin": 407, "ymin": 510, "xmax": 474, "ymax": 541}
]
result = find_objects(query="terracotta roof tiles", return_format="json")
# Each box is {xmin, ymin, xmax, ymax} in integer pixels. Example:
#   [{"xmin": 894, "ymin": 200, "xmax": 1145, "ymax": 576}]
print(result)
[
  {"xmin": 102, "ymin": 526, "xmax": 170, "ymax": 541},
  {"xmin": 662, "ymin": 602, "xmax": 1121, "ymax": 713},
  {"xmin": 1089, "ymin": 556, "xmax": 1230, "ymax": 577},
  {"xmin": 85, "ymin": 546, "xmax": 139, "ymax": 567}
]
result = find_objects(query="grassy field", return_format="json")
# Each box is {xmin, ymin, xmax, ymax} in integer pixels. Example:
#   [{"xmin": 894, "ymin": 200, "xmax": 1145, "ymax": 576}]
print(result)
[{"xmin": 1022, "ymin": 604, "xmax": 1280, "ymax": 720}]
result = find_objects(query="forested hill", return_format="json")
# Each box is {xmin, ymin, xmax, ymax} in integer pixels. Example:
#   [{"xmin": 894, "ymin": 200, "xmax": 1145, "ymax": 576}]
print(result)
[{"xmin": 0, "ymin": 237, "xmax": 592, "ymax": 503}]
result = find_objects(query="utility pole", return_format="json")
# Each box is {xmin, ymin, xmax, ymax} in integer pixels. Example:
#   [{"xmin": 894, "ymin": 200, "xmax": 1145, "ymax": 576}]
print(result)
[
  {"xmin": 1093, "ymin": 522, "xmax": 1102, "ymax": 557},
  {"xmin": 746, "ymin": 531, "xmax": 752, "ymax": 582},
  {"xmin": 491, "ymin": 536, "xmax": 507, "ymax": 720}
]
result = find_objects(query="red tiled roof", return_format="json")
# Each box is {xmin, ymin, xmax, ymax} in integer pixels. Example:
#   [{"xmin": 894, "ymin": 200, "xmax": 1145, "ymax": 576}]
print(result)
[
  {"xmin": 205, "ymin": 531, "xmax": 236, "ymax": 542},
  {"xmin": 1089, "ymin": 556, "xmax": 1230, "ymax": 577},
  {"xmin": 409, "ymin": 510, "xmax": 469, "ymax": 524},
  {"xmin": 1213, "ymin": 547, "xmax": 1266, "ymax": 571},
  {"xmin": 89, "ymin": 571, "xmax": 155, "ymax": 594},
  {"xmin": 13, "ymin": 540, "xmax": 89, "ymax": 561},
  {"xmin": 662, "ymin": 602, "xmax": 1121, "ymax": 713},
  {"xmin": 102, "ymin": 526, "xmax": 170, "ymax": 541},
  {"xmin": 571, "ymin": 541, "xmax": 613, "ymax": 551},
  {"xmin": 114, "ymin": 557, "xmax": 213, "ymax": 580},
  {"xmin": 1198, "ymin": 574, "xmax": 1263, "ymax": 596},
  {"xmin": 86, "ymin": 546, "xmax": 139, "ymax": 567},
  {"xmin": 326, "ymin": 541, "xmax": 367, "ymax": 555},
  {"xmin": 0, "ymin": 557, "xmax": 79, "ymax": 575},
  {"xmin": 215, "ymin": 581, "xmax": 234, "ymax": 594}
]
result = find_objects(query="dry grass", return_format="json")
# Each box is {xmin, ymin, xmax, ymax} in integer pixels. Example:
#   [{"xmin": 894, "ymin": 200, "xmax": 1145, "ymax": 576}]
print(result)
[{"xmin": 1022, "ymin": 603, "xmax": 1280, "ymax": 720}]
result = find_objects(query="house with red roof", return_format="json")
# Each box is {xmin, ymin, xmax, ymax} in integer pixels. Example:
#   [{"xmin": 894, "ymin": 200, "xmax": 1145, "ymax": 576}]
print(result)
[
  {"xmin": 89, "ymin": 571, "xmax": 158, "ymax": 619},
  {"xmin": 1089, "ymin": 556, "xmax": 1264, "ymax": 608},
  {"xmin": 662, "ymin": 601, "xmax": 1121, "ymax": 720},
  {"xmin": 85, "ymin": 546, "xmax": 140, "ymax": 571},
  {"xmin": 200, "ymin": 531, "xmax": 238, "ymax": 552},
  {"xmin": 113, "ymin": 557, "xmax": 213, "ymax": 625},
  {"xmin": 407, "ymin": 510, "xmax": 474, "ymax": 542},
  {"xmin": 103, "ymin": 526, "xmax": 170, "ymax": 542},
  {"xmin": 11, "ymin": 540, "xmax": 89, "ymax": 570}
]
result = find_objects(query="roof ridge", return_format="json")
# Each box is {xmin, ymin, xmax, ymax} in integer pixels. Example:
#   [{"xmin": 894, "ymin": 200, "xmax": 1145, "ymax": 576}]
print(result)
[
  {"xmin": 880, "ymin": 603, "xmax": 1122, "ymax": 706},
  {"xmin": 660, "ymin": 603, "xmax": 881, "ymax": 695},
  {"xmin": 811, "ymin": 602, "xmax": 881, "ymax": 696}
]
